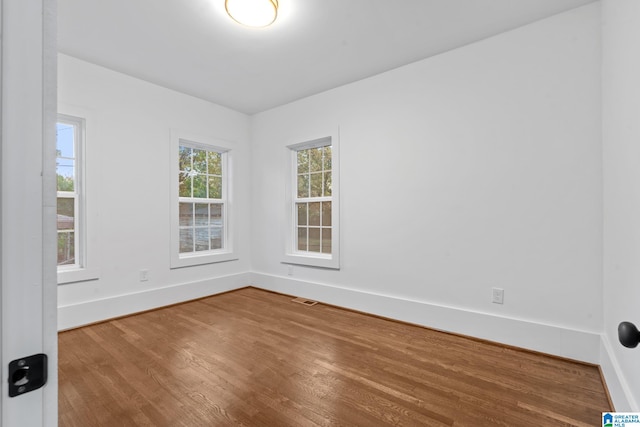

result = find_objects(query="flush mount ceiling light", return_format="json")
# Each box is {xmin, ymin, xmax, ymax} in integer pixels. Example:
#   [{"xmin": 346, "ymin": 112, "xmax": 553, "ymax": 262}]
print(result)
[{"xmin": 225, "ymin": 0, "xmax": 279, "ymax": 28}]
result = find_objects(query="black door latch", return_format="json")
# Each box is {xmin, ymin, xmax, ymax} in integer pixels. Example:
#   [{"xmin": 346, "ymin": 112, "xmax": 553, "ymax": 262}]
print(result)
[{"xmin": 8, "ymin": 354, "xmax": 47, "ymax": 397}]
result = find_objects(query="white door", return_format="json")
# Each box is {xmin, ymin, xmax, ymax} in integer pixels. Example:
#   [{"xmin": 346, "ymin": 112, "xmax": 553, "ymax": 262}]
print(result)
[{"xmin": 1, "ymin": 0, "xmax": 58, "ymax": 426}]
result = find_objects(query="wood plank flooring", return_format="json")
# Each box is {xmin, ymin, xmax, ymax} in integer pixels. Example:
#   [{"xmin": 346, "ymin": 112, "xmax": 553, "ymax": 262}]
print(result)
[{"xmin": 58, "ymin": 287, "xmax": 611, "ymax": 426}]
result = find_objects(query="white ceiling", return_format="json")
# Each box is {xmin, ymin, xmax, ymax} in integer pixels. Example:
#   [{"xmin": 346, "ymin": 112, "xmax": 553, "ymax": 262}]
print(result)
[{"xmin": 58, "ymin": 0, "xmax": 597, "ymax": 115}]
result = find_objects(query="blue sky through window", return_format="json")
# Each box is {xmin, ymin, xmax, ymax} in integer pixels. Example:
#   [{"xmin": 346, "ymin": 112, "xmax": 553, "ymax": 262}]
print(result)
[{"xmin": 56, "ymin": 123, "xmax": 75, "ymax": 180}]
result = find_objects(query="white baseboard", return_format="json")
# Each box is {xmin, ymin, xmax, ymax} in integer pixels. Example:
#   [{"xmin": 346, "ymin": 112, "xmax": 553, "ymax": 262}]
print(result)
[
  {"xmin": 251, "ymin": 272, "xmax": 601, "ymax": 364},
  {"xmin": 600, "ymin": 336, "xmax": 639, "ymax": 411},
  {"xmin": 58, "ymin": 272, "xmax": 251, "ymax": 331}
]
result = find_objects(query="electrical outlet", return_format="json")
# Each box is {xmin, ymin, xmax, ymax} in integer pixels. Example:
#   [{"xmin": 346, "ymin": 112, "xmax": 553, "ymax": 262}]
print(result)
[
  {"xmin": 492, "ymin": 287, "xmax": 504, "ymax": 304},
  {"xmin": 287, "ymin": 265, "xmax": 294, "ymax": 276},
  {"xmin": 139, "ymin": 269, "xmax": 149, "ymax": 282}
]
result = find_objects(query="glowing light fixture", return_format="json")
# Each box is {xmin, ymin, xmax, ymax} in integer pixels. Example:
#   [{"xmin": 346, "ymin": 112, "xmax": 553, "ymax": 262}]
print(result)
[{"xmin": 225, "ymin": 0, "xmax": 278, "ymax": 28}]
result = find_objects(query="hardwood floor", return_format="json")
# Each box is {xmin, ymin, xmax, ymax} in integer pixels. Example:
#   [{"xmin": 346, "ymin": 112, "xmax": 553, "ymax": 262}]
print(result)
[{"xmin": 58, "ymin": 287, "xmax": 611, "ymax": 426}]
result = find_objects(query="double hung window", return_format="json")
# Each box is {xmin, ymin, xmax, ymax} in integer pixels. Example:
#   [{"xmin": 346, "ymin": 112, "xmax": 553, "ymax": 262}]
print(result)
[
  {"xmin": 295, "ymin": 145, "xmax": 332, "ymax": 254},
  {"xmin": 178, "ymin": 145, "xmax": 225, "ymax": 254},
  {"xmin": 57, "ymin": 112, "xmax": 99, "ymax": 284},
  {"xmin": 284, "ymin": 135, "xmax": 340, "ymax": 269},
  {"xmin": 171, "ymin": 133, "xmax": 236, "ymax": 268},
  {"xmin": 56, "ymin": 115, "xmax": 84, "ymax": 269}
]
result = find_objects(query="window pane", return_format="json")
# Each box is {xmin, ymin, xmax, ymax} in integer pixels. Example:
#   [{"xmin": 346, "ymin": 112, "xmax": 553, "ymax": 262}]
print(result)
[
  {"xmin": 179, "ymin": 146, "xmax": 192, "ymax": 171},
  {"xmin": 57, "ymin": 231, "xmax": 75, "ymax": 265},
  {"xmin": 179, "ymin": 229, "xmax": 194, "ymax": 253},
  {"xmin": 208, "ymin": 176, "xmax": 222, "ymax": 199},
  {"xmin": 195, "ymin": 203, "xmax": 209, "ymax": 226},
  {"xmin": 310, "ymin": 173, "xmax": 322, "ymax": 197},
  {"xmin": 310, "ymin": 147, "xmax": 323, "ymax": 172},
  {"xmin": 208, "ymin": 151, "xmax": 222, "ymax": 175},
  {"xmin": 321, "ymin": 228, "xmax": 332, "ymax": 254},
  {"xmin": 56, "ymin": 123, "xmax": 74, "ymax": 157},
  {"xmin": 323, "ymin": 172, "xmax": 332, "ymax": 196},
  {"xmin": 323, "ymin": 146, "xmax": 332, "ymax": 171},
  {"xmin": 193, "ymin": 174, "xmax": 206, "ymax": 198},
  {"xmin": 210, "ymin": 227, "xmax": 223, "ymax": 250},
  {"xmin": 297, "ymin": 174, "xmax": 309, "ymax": 198},
  {"xmin": 308, "ymin": 228, "xmax": 321, "ymax": 252},
  {"xmin": 57, "ymin": 198, "xmax": 75, "ymax": 230},
  {"xmin": 179, "ymin": 203, "xmax": 193, "ymax": 226},
  {"xmin": 210, "ymin": 203, "xmax": 223, "ymax": 224},
  {"xmin": 195, "ymin": 227, "xmax": 209, "ymax": 251},
  {"xmin": 297, "ymin": 227, "xmax": 307, "ymax": 251},
  {"xmin": 179, "ymin": 173, "xmax": 192, "ymax": 197},
  {"xmin": 322, "ymin": 202, "xmax": 331, "ymax": 226},
  {"xmin": 297, "ymin": 203, "xmax": 307, "ymax": 226},
  {"xmin": 297, "ymin": 150, "xmax": 309, "ymax": 174},
  {"xmin": 57, "ymin": 175, "xmax": 74, "ymax": 192},
  {"xmin": 193, "ymin": 149, "xmax": 207, "ymax": 173},
  {"xmin": 309, "ymin": 202, "xmax": 320, "ymax": 226},
  {"xmin": 56, "ymin": 158, "xmax": 75, "ymax": 191}
]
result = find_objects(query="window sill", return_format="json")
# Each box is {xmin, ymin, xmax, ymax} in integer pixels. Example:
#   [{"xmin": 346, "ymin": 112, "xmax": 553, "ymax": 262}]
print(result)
[
  {"xmin": 282, "ymin": 252, "xmax": 339, "ymax": 270},
  {"xmin": 58, "ymin": 267, "xmax": 99, "ymax": 285},
  {"xmin": 171, "ymin": 251, "xmax": 238, "ymax": 269}
]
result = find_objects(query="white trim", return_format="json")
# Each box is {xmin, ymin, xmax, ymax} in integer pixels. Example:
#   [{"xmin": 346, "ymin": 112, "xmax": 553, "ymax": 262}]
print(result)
[
  {"xmin": 250, "ymin": 272, "xmax": 602, "ymax": 363},
  {"xmin": 1, "ymin": 0, "xmax": 57, "ymax": 423},
  {"xmin": 283, "ymin": 130, "xmax": 340, "ymax": 269},
  {"xmin": 170, "ymin": 130, "xmax": 238, "ymax": 268},
  {"xmin": 58, "ymin": 273, "xmax": 251, "ymax": 330},
  {"xmin": 600, "ymin": 335, "xmax": 639, "ymax": 411},
  {"xmin": 287, "ymin": 136, "xmax": 333, "ymax": 151},
  {"xmin": 42, "ymin": 0, "xmax": 58, "ymax": 423}
]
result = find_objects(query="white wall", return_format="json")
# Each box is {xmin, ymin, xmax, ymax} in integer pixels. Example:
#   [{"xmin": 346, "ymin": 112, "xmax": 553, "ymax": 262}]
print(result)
[
  {"xmin": 57, "ymin": 54, "xmax": 252, "ymax": 329},
  {"xmin": 251, "ymin": 4, "xmax": 603, "ymax": 362},
  {"xmin": 602, "ymin": 0, "xmax": 640, "ymax": 411}
]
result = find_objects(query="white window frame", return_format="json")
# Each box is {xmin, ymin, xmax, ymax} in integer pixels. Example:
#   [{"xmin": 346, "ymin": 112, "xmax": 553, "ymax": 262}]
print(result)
[
  {"xmin": 57, "ymin": 110, "xmax": 100, "ymax": 284},
  {"xmin": 170, "ymin": 131, "xmax": 237, "ymax": 268},
  {"xmin": 283, "ymin": 132, "xmax": 340, "ymax": 269}
]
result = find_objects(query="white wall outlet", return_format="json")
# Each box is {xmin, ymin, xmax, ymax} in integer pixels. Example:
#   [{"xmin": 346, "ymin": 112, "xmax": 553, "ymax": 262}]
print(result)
[
  {"xmin": 139, "ymin": 269, "xmax": 149, "ymax": 282},
  {"xmin": 492, "ymin": 287, "xmax": 504, "ymax": 304},
  {"xmin": 287, "ymin": 265, "xmax": 294, "ymax": 276}
]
